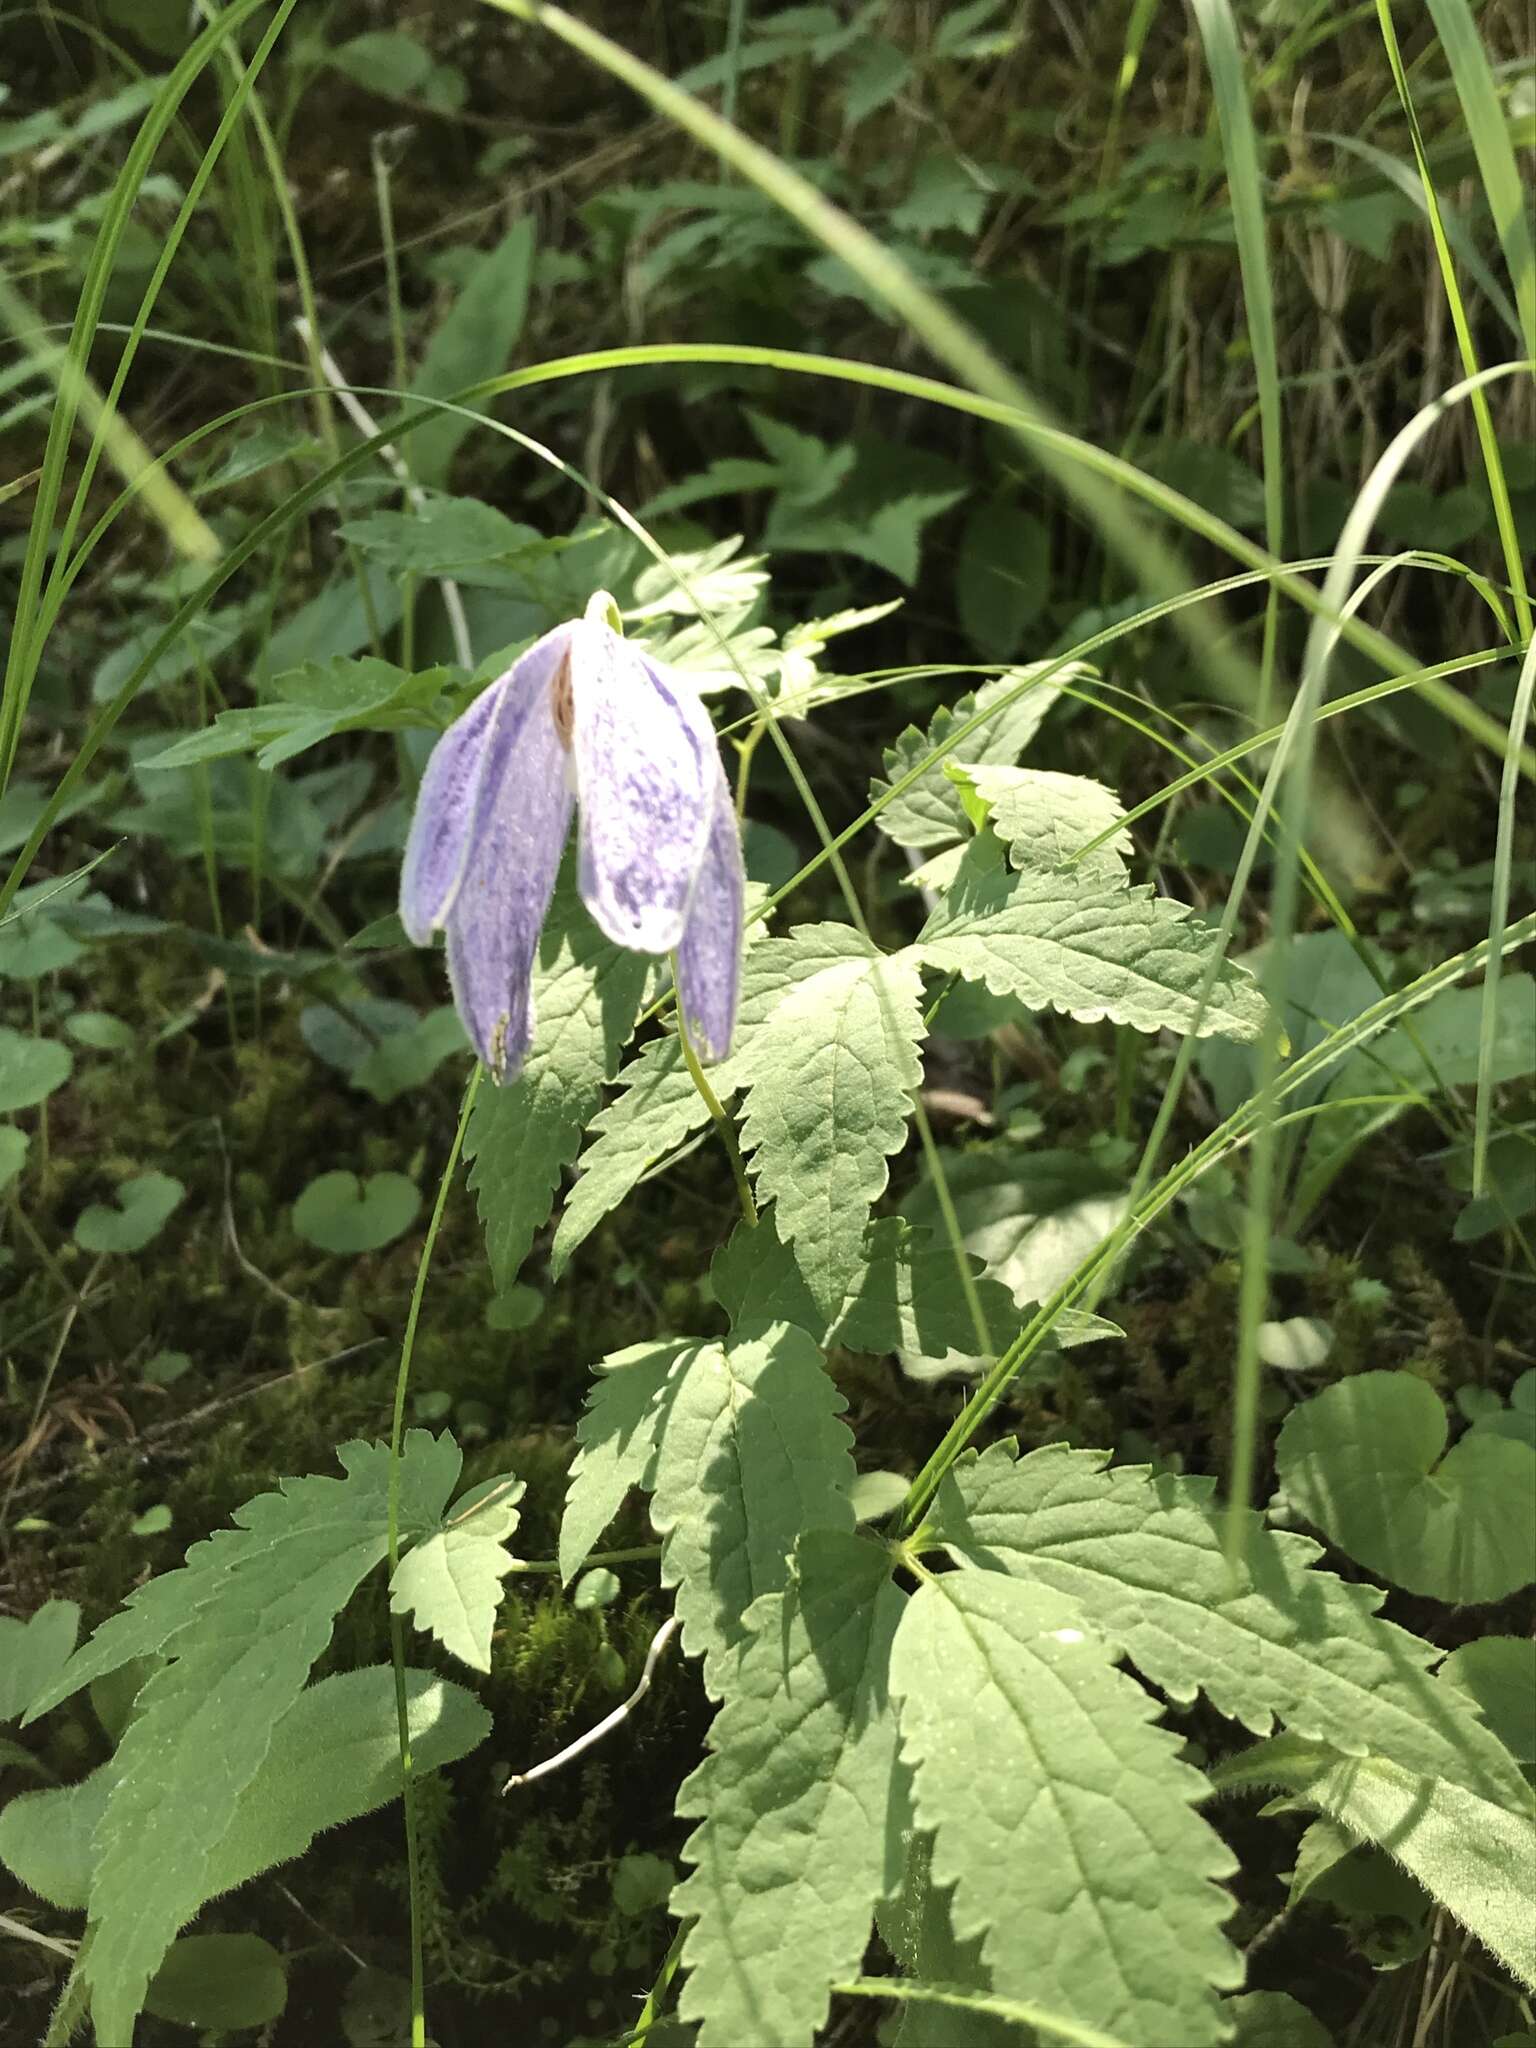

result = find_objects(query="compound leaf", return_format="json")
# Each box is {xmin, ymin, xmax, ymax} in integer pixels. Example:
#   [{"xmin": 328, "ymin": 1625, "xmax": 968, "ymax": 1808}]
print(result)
[
  {"xmin": 891, "ymin": 1572, "xmax": 1239, "ymax": 2044},
  {"xmin": 675, "ymin": 1531, "xmax": 904, "ymax": 2048},
  {"xmin": 21, "ymin": 1434, "xmax": 460, "ymax": 2042},
  {"xmin": 930, "ymin": 1440, "xmax": 1532, "ymax": 1816},
  {"xmin": 917, "ymin": 837, "xmax": 1265, "ymax": 1041},
  {"xmin": 870, "ymin": 666, "xmax": 1064, "ymax": 849},
  {"xmin": 553, "ymin": 923, "xmax": 875, "ymax": 1274}
]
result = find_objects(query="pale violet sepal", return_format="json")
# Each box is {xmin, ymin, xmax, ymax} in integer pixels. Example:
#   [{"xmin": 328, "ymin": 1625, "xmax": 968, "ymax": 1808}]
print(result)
[{"xmin": 399, "ymin": 596, "xmax": 744, "ymax": 1082}]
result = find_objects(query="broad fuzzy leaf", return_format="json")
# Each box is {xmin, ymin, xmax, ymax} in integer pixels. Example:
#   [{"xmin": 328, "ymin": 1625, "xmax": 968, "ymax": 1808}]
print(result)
[
  {"xmin": 930, "ymin": 1441, "xmax": 1532, "ymax": 1816},
  {"xmin": 740, "ymin": 949, "xmax": 925, "ymax": 1315},
  {"xmin": 650, "ymin": 1322, "xmax": 855, "ymax": 1692},
  {"xmin": 390, "ymin": 1476, "xmax": 524, "ymax": 1673},
  {"xmin": 466, "ymin": 887, "xmax": 650, "ymax": 1291},
  {"xmin": 409, "ymin": 218, "xmax": 535, "ymax": 488},
  {"xmin": 878, "ymin": 1761, "xmax": 1011, "ymax": 2048},
  {"xmin": 1, "ymin": 1668, "xmax": 488, "ymax": 1914},
  {"xmin": 870, "ymin": 664, "xmax": 1064, "ymax": 849},
  {"xmin": 553, "ymin": 923, "xmax": 880, "ymax": 1274},
  {"xmin": 675, "ymin": 1532, "xmax": 904, "ymax": 2048},
  {"xmin": 1217, "ymin": 1735, "xmax": 1536, "ymax": 1991},
  {"xmin": 917, "ymin": 837, "xmax": 1266, "ymax": 1041},
  {"xmin": 891, "ymin": 1572, "xmax": 1239, "ymax": 2044},
  {"xmin": 560, "ymin": 1340, "xmax": 700, "ymax": 1584},
  {"xmin": 711, "ymin": 1212, "xmax": 1010, "ymax": 1362},
  {"xmin": 23, "ymin": 1435, "xmax": 460, "ymax": 2041},
  {"xmin": 1276, "ymin": 1371, "xmax": 1536, "ymax": 1605}
]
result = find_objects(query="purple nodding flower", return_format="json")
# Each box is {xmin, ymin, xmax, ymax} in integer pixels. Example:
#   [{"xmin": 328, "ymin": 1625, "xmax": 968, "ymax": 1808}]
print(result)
[{"xmin": 400, "ymin": 592, "xmax": 744, "ymax": 1083}]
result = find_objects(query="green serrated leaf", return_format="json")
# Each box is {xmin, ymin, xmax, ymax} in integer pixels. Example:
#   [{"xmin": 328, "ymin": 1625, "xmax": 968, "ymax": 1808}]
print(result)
[
  {"xmin": 957, "ymin": 763, "xmax": 1131, "ymax": 877},
  {"xmin": 142, "ymin": 658, "xmax": 447, "ymax": 773},
  {"xmin": 917, "ymin": 836, "xmax": 1266, "ymax": 1041},
  {"xmin": 1277, "ymin": 1372, "xmax": 1536, "ymax": 1605},
  {"xmin": 740, "ymin": 949, "xmax": 924, "ymax": 1315},
  {"xmin": 1, "ymin": 1666, "xmax": 488, "ymax": 1915},
  {"xmin": 409, "ymin": 220, "xmax": 536, "ymax": 489},
  {"xmin": 871, "ymin": 666, "xmax": 1064, "ymax": 850},
  {"xmin": 560, "ymin": 1340, "xmax": 699, "ymax": 1584},
  {"xmin": 675, "ymin": 1531, "xmax": 904, "ymax": 2048},
  {"xmin": 552, "ymin": 923, "xmax": 874, "ymax": 1274},
  {"xmin": 1216, "ymin": 1734, "xmax": 1536, "ymax": 1991},
  {"xmin": 390, "ymin": 1529, "xmax": 516, "ymax": 1673},
  {"xmin": 930, "ymin": 1440, "xmax": 1532, "ymax": 1816},
  {"xmin": 338, "ymin": 498, "xmax": 537, "ymax": 575},
  {"xmin": 710, "ymin": 1212, "xmax": 1009, "ymax": 1360},
  {"xmin": 466, "ymin": 887, "xmax": 650, "ymax": 1292},
  {"xmin": 20, "ymin": 1435, "xmax": 461, "ymax": 2040},
  {"xmin": 891, "ymin": 1572, "xmax": 1239, "ymax": 2044},
  {"xmin": 651, "ymin": 1323, "xmax": 855, "ymax": 1693}
]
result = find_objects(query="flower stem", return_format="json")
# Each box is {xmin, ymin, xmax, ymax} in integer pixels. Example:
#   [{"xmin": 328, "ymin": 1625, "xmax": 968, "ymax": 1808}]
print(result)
[
  {"xmin": 672, "ymin": 965, "xmax": 756, "ymax": 1228},
  {"xmin": 385, "ymin": 1062, "xmax": 481, "ymax": 2048}
]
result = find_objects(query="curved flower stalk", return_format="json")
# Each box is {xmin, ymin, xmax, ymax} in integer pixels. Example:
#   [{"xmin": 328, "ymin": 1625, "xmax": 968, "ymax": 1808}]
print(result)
[{"xmin": 401, "ymin": 593, "xmax": 744, "ymax": 1082}]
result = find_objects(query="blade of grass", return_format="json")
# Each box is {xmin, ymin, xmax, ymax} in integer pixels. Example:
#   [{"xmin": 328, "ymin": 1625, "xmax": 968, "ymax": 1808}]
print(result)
[
  {"xmin": 0, "ymin": 0, "xmax": 277, "ymax": 789},
  {"xmin": 1191, "ymin": 0, "xmax": 1285, "ymax": 720},
  {"xmin": 1422, "ymin": 0, "xmax": 1536, "ymax": 355},
  {"xmin": 1377, "ymin": 0, "xmax": 1532, "ymax": 643}
]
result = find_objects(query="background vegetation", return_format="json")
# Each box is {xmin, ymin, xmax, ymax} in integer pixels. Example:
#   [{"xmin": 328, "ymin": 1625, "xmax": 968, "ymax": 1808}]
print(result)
[{"xmin": 1, "ymin": 2, "xmax": 1532, "ymax": 2044}]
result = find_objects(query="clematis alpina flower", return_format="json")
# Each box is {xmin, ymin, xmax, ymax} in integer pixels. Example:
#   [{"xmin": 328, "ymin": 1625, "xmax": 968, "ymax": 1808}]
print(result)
[{"xmin": 400, "ymin": 592, "xmax": 744, "ymax": 1083}]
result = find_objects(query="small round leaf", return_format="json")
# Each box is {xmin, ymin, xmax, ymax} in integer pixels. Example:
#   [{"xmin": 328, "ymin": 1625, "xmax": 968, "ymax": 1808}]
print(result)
[
  {"xmin": 73, "ymin": 1172, "xmax": 185, "ymax": 1255},
  {"xmin": 0, "ymin": 1029, "xmax": 72, "ymax": 1113},
  {"xmin": 144, "ymin": 1932, "xmax": 287, "ymax": 2030},
  {"xmin": 65, "ymin": 1010, "xmax": 136, "ymax": 1051},
  {"xmin": 292, "ymin": 1170, "xmax": 420, "ymax": 1254},
  {"xmin": 1277, "ymin": 1370, "xmax": 1536, "ymax": 1604}
]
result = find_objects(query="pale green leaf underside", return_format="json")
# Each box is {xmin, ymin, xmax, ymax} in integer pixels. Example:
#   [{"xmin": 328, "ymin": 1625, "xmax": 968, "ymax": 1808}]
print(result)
[
  {"xmin": 390, "ymin": 1528, "xmax": 517, "ymax": 1673},
  {"xmin": 871, "ymin": 665, "xmax": 1065, "ymax": 849},
  {"xmin": 1217, "ymin": 1734, "xmax": 1536, "ymax": 1991},
  {"xmin": 466, "ymin": 890, "xmax": 649, "ymax": 1290},
  {"xmin": 917, "ymin": 839, "xmax": 1266, "ymax": 1041},
  {"xmin": 741, "ymin": 950, "xmax": 925, "ymax": 1314},
  {"xmin": 675, "ymin": 1532, "xmax": 904, "ymax": 2048},
  {"xmin": 650, "ymin": 1322, "xmax": 855, "ymax": 1694},
  {"xmin": 959, "ymin": 762, "xmax": 1132, "ymax": 877},
  {"xmin": 23, "ymin": 1436, "xmax": 461, "ymax": 2042},
  {"xmin": 931, "ymin": 1441, "xmax": 1532, "ymax": 1817},
  {"xmin": 560, "ymin": 1339, "xmax": 700, "ymax": 1584},
  {"xmin": 0, "ymin": 1668, "xmax": 488, "ymax": 1915},
  {"xmin": 891, "ymin": 1572, "xmax": 1239, "ymax": 2044}
]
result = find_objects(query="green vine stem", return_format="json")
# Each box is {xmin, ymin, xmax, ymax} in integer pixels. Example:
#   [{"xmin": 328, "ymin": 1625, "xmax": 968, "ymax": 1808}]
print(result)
[{"xmin": 385, "ymin": 1062, "xmax": 482, "ymax": 2048}]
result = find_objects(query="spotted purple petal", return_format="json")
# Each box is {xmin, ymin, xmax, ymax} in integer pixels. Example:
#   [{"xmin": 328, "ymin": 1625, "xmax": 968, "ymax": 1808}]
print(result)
[
  {"xmin": 676, "ymin": 758, "xmax": 745, "ymax": 1062},
  {"xmin": 570, "ymin": 623, "xmax": 716, "ymax": 954},
  {"xmin": 399, "ymin": 624, "xmax": 573, "ymax": 944}
]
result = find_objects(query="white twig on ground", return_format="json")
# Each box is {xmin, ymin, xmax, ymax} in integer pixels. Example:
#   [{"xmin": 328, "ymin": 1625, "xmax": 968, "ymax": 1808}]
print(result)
[
  {"xmin": 502, "ymin": 1614, "xmax": 680, "ymax": 1793},
  {"xmin": 292, "ymin": 316, "xmax": 474, "ymax": 670}
]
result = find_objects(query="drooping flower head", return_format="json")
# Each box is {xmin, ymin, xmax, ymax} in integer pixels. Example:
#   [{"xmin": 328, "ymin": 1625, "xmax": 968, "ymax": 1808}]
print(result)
[{"xmin": 400, "ymin": 593, "xmax": 744, "ymax": 1082}]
